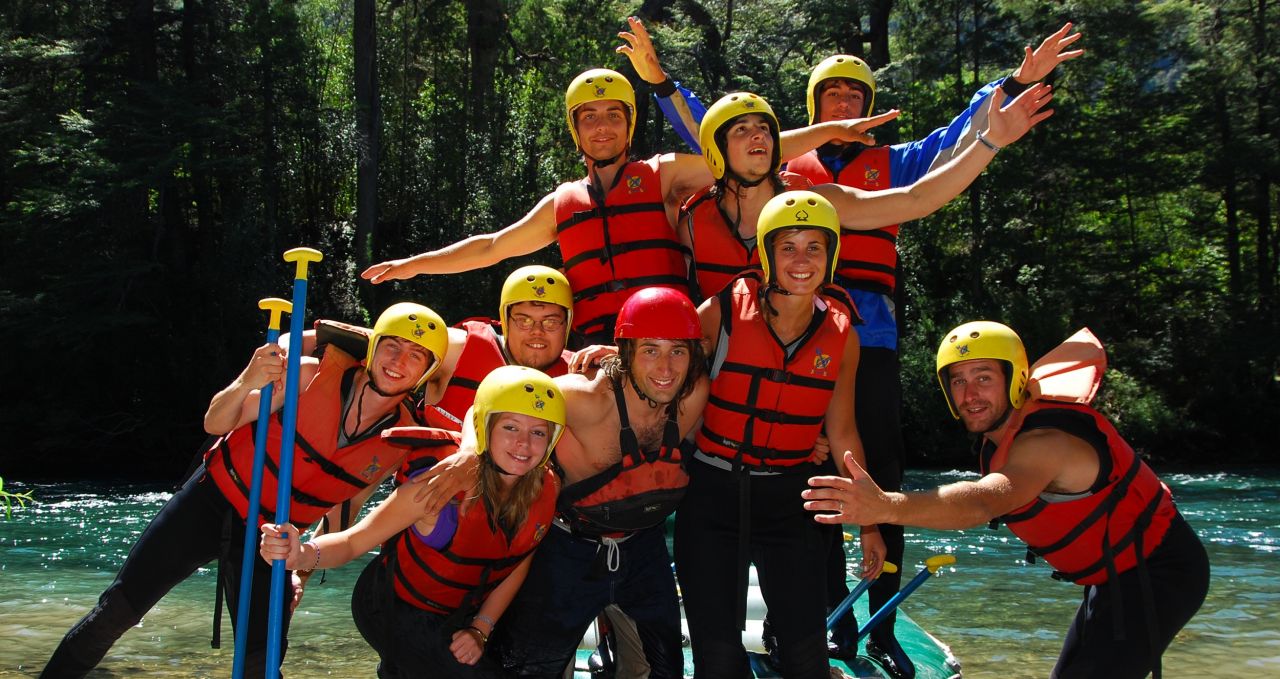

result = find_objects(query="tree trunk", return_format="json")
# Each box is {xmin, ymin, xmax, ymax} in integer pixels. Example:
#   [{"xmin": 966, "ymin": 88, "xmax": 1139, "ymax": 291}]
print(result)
[
  {"xmin": 1252, "ymin": 0, "xmax": 1273, "ymax": 311},
  {"xmin": 354, "ymin": 0, "xmax": 379, "ymax": 279},
  {"xmin": 466, "ymin": 0, "xmax": 505, "ymax": 139}
]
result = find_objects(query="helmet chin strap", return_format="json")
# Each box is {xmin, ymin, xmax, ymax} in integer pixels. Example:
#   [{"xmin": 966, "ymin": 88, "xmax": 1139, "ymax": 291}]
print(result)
[
  {"xmin": 588, "ymin": 152, "xmax": 624, "ymax": 169},
  {"xmin": 982, "ymin": 399, "xmax": 1016, "ymax": 434},
  {"xmin": 764, "ymin": 281, "xmax": 793, "ymax": 297},
  {"xmin": 364, "ymin": 367, "xmax": 415, "ymax": 398},
  {"xmin": 484, "ymin": 452, "xmax": 520, "ymax": 477},
  {"xmin": 628, "ymin": 373, "xmax": 664, "ymax": 410}
]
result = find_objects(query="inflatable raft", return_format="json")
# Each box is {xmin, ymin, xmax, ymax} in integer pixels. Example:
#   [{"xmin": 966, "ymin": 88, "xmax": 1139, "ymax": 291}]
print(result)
[{"xmin": 572, "ymin": 561, "xmax": 962, "ymax": 678}]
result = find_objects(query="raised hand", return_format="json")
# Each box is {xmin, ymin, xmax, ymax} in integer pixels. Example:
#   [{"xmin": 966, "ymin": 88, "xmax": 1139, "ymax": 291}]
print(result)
[
  {"xmin": 616, "ymin": 16, "xmax": 666, "ymax": 84},
  {"xmin": 982, "ymin": 82, "xmax": 1055, "ymax": 149},
  {"xmin": 1011, "ymin": 22, "xmax": 1084, "ymax": 84}
]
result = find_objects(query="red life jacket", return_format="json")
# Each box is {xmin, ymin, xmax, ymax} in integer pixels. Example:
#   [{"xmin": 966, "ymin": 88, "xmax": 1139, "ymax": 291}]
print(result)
[
  {"xmin": 696, "ymin": 273, "xmax": 857, "ymax": 471},
  {"xmin": 553, "ymin": 160, "xmax": 690, "ymax": 339},
  {"xmin": 786, "ymin": 148, "xmax": 898, "ymax": 295},
  {"xmin": 556, "ymin": 380, "xmax": 689, "ymax": 538},
  {"xmin": 205, "ymin": 346, "xmax": 414, "ymax": 527},
  {"xmin": 679, "ymin": 172, "xmax": 812, "ymax": 302},
  {"xmin": 982, "ymin": 400, "xmax": 1177, "ymax": 586},
  {"xmin": 387, "ymin": 456, "xmax": 558, "ymax": 614},
  {"xmin": 422, "ymin": 319, "xmax": 570, "ymax": 431}
]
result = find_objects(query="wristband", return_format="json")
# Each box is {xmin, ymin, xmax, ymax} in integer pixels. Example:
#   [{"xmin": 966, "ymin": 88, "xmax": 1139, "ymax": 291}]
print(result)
[
  {"xmin": 1000, "ymin": 75, "xmax": 1031, "ymax": 98},
  {"xmin": 302, "ymin": 540, "xmax": 321, "ymax": 573},
  {"xmin": 976, "ymin": 129, "xmax": 1002, "ymax": 153},
  {"xmin": 653, "ymin": 77, "xmax": 677, "ymax": 98},
  {"xmin": 473, "ymin": 613, "xmax": 496, "ymax": 630},
  {"xmin": 466, "ymin": 625, "xmax": 489, "ymax": 646},
  {"xmin": 860, "ymin": 525, "xmax": 881, "ymax": 535}
]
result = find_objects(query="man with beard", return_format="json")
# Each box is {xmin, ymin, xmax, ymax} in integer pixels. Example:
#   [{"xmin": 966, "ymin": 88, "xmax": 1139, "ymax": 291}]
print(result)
[
  {"xmin": 40, "ymin": 303, "xmax": 449, "ymax": 678},
  {"xmin": 804, "ymin": 322, "xmax": 1209, "ymax": 679}
]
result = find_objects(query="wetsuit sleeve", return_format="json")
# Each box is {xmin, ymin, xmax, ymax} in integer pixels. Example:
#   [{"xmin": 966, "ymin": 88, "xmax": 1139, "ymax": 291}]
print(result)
[
  {"xmin": 654, "ymin": 81, "xmax": 707, "ymax": 154},
  {"xmin": 887, "ymin": 77, "xmax": 1006, "ymax": 185}
]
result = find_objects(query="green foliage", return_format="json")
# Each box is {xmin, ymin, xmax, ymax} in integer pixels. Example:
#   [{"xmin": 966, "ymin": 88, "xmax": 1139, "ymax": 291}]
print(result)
[
  {"xmin": 0, "ymin": 0, "xmax": 1276, "ymax": 476},
  {"xmin": 0, "ymin": 476, "xmax": 35, "ymax": 520}
]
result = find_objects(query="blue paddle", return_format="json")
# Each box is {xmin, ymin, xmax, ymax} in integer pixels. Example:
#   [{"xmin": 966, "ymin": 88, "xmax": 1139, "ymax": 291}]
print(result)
[
  {"xmin": 827, "ymin": 561, "xmax": 898, "ymax": 630},
  {"xmin": 231, "ymin": 298, "xmax": 292, "ymax": 679},
  {"xmin": 856, "ymin": 554, "xmax": 956, "ymax": 642},
  {"xmin": 265, "ymin": 247, "xmax": 323, "ymax": 676}
]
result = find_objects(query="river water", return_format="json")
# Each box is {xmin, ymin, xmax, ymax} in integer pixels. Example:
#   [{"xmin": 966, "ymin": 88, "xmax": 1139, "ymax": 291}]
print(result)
[{"xmin": 1, "ymin": 468, "xmax": 1276, "ymax": 677}]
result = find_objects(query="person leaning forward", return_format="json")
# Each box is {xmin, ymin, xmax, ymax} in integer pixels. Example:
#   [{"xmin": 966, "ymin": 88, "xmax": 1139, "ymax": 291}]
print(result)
[
  {"xmin": 40, "ymin": 303, "xmax": 450, "ymax": 678},
  {"xmin": 361, "ymin": 67, "xmax": 886, "ymax": 348},
  {"xmin": 408, "ymin": 287, "xmax": 711, "ymax": 678},
  {"xmin": 804, "ymin": 322, "xmax": 1210, "ymax": 679}
]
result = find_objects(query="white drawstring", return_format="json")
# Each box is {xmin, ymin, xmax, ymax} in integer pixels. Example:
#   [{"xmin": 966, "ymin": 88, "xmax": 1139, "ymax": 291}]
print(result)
[{"xmin": 601, "ymin": 536, "xmax": 622, "ymax": 573}]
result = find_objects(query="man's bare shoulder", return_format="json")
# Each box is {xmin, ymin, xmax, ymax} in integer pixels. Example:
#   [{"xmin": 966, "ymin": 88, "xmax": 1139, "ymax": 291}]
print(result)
[{"xmin": 557, "ymin": 371, "xmax": 615, "ymax": 422}]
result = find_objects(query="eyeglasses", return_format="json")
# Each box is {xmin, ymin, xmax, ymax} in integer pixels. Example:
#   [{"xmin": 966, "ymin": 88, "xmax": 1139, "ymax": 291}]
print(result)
[{"xmin": 508, "ymin": 314, "xmax": 566, "ymax": 332}]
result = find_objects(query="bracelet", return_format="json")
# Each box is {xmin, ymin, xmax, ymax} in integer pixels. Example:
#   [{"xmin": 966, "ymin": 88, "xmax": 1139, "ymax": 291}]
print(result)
[
  {"xmin": 302, "ymin": 540, "xmax": 321, "ymax": 573},
  {"xmin": 466, "ymin": 625, "xmax": 489, "ymax": 646},
  {"xmin": 472, "ymin": 613, "xmax": 496, "ymax": 630},
  {"xmin": 976, "ymin": 130, "xmax": 1002, "ymax": 153},
  {"xmin": 653, "ymin": 76, "xmax": 677, "ymax": 98}
]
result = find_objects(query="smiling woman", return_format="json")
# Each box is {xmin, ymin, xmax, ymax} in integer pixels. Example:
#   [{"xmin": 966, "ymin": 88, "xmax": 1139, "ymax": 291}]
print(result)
[
  {"xmin": 678, "ymin": 190, "xmax": 883, "ymax": 678},
  {"xmin": 258, "ymin": 365, "xmax": 567, "ymax": 678}
]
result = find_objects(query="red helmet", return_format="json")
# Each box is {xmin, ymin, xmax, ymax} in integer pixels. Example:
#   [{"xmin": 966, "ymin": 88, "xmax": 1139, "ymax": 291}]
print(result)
[{"xmin": 614, "ymin": 287, "xmax": 700, "ymax": 341}]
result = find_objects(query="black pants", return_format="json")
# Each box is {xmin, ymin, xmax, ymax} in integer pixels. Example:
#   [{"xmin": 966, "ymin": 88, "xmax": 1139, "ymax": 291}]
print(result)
[
  {"xmin": 491, "ymin": 524, "xmax": 683, "ymax": 678},
  {"xmin": 1052, "ymin": 514, "xmax": 1210, "ymax": 678},
  {"xmin": 829, "ymin": 345, "xmax": 906, "ymax": 645},
  {"xmin": 40, "ymin": 468, "xmax": 293, "ymax": 678},
  {"xmin": 351, "ymin": 557, "xmax": 507, "ymax": 678},
  {"xmin": 676, "ymin": 461, "xmax": 830, "ymax": 679}
]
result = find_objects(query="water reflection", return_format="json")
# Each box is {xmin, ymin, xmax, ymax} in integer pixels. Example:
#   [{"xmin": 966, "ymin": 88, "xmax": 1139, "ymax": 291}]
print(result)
[{"xmin": 2, "ymin": 469, "xmax": 1277, "ymax": 677}]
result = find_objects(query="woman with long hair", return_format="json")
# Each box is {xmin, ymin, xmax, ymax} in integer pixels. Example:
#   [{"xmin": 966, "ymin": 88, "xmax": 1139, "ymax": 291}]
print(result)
[{"xmin": 260, "ymin": 365, "xmax": 565, "ymax": 678}]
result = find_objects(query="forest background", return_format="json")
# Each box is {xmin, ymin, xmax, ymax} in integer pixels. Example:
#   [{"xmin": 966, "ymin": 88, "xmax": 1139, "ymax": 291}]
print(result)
[{"xmin": 1, "ymin": 0, "xmax": 1276, "ymax": 479}]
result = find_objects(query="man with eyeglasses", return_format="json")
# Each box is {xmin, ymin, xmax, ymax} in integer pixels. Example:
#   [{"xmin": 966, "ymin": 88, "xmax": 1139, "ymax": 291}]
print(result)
[{"xmin": 420, "ymin": 265, "xmax": 575, "ymax": 431}]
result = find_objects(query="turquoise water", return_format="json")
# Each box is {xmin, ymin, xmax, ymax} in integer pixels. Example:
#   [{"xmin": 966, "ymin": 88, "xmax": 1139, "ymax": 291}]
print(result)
[{"xmin": 2, "ymin": 468, "xmax": 1277, "ymax": 677}]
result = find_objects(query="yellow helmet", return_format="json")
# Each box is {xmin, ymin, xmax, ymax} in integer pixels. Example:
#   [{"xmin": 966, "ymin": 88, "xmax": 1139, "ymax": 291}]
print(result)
[
  {"xmin": 565, "ymin": 68, "xmax": 636, "ymax": 152},
  {"xmin": 756, "ymin": 191, "xmax": 841, "ymax": 286},
  {"xmin": 366, "ymin": 302, "xmax": 449, "ymax": 391},
  {"xmin": 472, "ymin": 365, "xmax": 566, "ymax": 468},
  {"xmin": 499, "ymin": 265, "xmax": 573, "ymax": 338},
  {"xmin": 806, "ymin": 54, "xmax": 876, "ymax": 124},
  {"xmin": 935, "ymin": 321, "xmax": 1029, "ymax": 419},
  {"xmin": 698, "ymin": 92, "xmax": 781, "ymax": 181}
]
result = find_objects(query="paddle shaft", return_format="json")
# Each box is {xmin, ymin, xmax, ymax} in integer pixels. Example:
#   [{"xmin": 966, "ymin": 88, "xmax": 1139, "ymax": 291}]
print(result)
[
  {"xmin": 266, "ymin": 250, "xmax": 321, "ymax": 675},
  {"xmin": 856, "ymin": 565, "xmax": 933, "ymax": 642},
  {"xmin": 231, "ymin": 300, "xmax": 290, "ymax": 679}
]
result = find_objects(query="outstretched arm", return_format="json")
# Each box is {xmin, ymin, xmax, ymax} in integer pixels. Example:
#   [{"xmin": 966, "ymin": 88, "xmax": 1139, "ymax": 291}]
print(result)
[
  {"xmin": 895, "ymin": 22, "xmax": 1083, "ymax": 181},
  {"xmin": 818, "ymin": 83, "xmax": 1054, "ymax": 230},
  {"xmin": 617, "ymin": 16, "xmax": 704, "ymax": 151},
  {"xmin": 259, "ymin": 482, "xmax": 430, "ymax": 571},
  {"xmin": 361, "ymin": 194, "xmax": 558, "ymax": 284},
  {"xmin": 804, "ymin": 427, "xmax": 1086, "ymax": 530},
  {"xmin": 778, "ymin": 111, "xmax": 900, "ymax": 161}
]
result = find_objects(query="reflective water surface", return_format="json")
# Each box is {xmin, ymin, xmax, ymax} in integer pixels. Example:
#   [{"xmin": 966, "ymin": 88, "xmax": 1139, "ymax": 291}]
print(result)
[{"xmin": 2, "ymin": 468, "xmax": 1276, "ymax": 677}]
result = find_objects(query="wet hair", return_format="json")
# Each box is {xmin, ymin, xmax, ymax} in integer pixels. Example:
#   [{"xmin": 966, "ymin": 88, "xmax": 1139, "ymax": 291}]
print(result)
[{"xmin": 601, "ymin": 338, "xmax": 708, "ymax": 407}]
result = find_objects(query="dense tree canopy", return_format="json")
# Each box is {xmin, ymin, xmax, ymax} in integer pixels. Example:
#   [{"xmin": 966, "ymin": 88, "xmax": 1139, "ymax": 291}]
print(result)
[{"xmin": 2, "ymin": 0, "xmax": 1275, "ymax": 478}]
